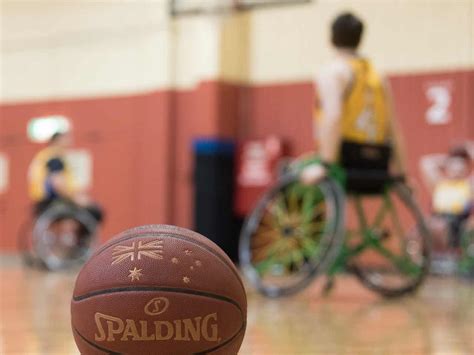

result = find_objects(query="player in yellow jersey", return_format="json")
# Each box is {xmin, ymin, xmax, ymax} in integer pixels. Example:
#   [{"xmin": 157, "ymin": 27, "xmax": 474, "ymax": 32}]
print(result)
[
  {"xmin": 301, "ymin": 12, "xmax": 406, "ymax": 185},
  {"xmin": 28, "ymin": 131, "xmax": 103, "ymax": 223}
]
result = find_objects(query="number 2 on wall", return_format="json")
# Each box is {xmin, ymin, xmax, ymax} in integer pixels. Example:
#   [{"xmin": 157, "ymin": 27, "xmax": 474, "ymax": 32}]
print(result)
[{"xmin": 425, "ymin": 85, "xmax": 452, "ymax": 125}]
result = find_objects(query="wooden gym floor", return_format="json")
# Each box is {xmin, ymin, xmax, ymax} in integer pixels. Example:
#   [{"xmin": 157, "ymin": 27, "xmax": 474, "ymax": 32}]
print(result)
[{"xmin": 0, "ymin": 257, "xmax": 473, "ymax": 354}]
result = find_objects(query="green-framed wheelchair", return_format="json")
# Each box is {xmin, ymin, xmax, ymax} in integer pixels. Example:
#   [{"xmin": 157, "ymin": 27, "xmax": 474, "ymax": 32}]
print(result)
[
  {"xmin": 459, "ymin": 227, "xmax": 474, "ymax": 277},
  {"xmin": 239, "ymin": 142, "xmax": 431, "ymax": 298}
]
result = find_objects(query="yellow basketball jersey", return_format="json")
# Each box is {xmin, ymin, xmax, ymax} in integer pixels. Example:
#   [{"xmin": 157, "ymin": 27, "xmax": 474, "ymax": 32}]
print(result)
[
  {"xmin": 433, "ymin": 179, "xmax": 473, "ymax": 215},
  {"xmin": 341, "ymin": 58, "xmax": 389, "ymax": 144},
  {"xmin": 28, "ymin": 147, "xmax": 76, "ymax": 201}
]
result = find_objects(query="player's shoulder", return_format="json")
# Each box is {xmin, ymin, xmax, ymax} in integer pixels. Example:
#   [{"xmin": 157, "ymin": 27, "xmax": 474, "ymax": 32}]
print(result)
[
  {"xmin": 32, "ymin": 147, "xmax": 50, "ymax": 161},
  {"xmin": 318, "ymin": 57, "xmax": 351, "ymax": 79}
]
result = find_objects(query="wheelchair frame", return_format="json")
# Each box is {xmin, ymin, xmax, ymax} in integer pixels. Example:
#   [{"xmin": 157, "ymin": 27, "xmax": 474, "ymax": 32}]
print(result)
[{"xmin": 239, "ymin": 157, "xmax": 431, "ymax": 298}]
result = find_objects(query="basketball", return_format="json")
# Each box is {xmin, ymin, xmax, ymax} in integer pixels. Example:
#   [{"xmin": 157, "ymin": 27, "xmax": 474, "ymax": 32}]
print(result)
[{"xmin": 70, "ymin": 224, "xmax": 247, "ymax": 354}]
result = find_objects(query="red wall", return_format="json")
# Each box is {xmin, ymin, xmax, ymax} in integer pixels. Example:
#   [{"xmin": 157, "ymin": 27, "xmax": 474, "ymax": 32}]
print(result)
[
  {"xmin": 389, "ymin": 70, "xmax": 474, "ymax": 208},
  {"xmin": 236, "ymin": 70, "xmax": 474, "ymax": 211},
  {"xmin": 237, "ymin": 82, "xmax": 315, "ymax": 155},
  {"xmin": 0, "ymin": 82, "xmax": 239, "ymax": 250},
  {"xmin": 0, "ymin": 92, "xmax": 173, "ymax": 249},
  {"xmin": 0, "ymin": 69, "xmax": 472, "ymax": 251}
]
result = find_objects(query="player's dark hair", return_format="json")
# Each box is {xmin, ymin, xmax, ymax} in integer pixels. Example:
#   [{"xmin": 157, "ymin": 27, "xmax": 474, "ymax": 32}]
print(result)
[
  {"xmin": 331, "ymin": 12, "xmax": 364, "ymax": 49},
  {"xmin": 49, "ymin": 132, "xmax": 65, "ymax": 144}
]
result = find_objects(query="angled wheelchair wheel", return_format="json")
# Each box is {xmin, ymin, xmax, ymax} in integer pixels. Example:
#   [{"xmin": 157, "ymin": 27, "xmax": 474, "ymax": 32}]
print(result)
[
  {"xmin": 349, "ymin": 182, "xmax": 431, "ymax": 297},
  {"xmin": 33, "ymin": 202, "xmax": 98, "ymax": 271},
  {"xmin": 239, "ymin": 173, "xmax": 345, "ymax": 297}
]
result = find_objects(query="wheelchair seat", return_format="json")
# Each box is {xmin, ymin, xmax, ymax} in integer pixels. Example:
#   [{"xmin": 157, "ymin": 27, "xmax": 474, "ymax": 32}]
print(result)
[
  {"xmin": 345, "ymin": 169, "xmax": 404, "ymax": 194},
  {"xmin": 340, "ymin": 140, "xmax": 403, "ymax": 194}
]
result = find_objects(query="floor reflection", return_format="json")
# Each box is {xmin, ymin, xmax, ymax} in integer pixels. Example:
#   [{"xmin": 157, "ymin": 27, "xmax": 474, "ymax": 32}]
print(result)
[
  {"xmin": 0, "ymin": 260, "xmax": 472, "ymax": 354},
  {"xmin": 242, "ymin": 277, "xmax": 473, "ymax": 354}
]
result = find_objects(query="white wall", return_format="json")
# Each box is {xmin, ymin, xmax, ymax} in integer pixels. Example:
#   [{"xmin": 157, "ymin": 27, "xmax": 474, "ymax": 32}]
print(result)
[
  {"xmin": 248, "ymin": 0, "xmax": 474, "ymax": 83},
  {"xmin": 171, "ymin": 16, "xmax": 221, "ymax": 89},
  {"xmin": 0, "ymin": 0, "xmax": 172, "ymax": 102},
  {"xmin": 1, "ymin": 0, "xmax": 472, "ymax": 102},
  {"xmin": 0, "ymin": 0, "xmax": 223, "ymax": 102}
]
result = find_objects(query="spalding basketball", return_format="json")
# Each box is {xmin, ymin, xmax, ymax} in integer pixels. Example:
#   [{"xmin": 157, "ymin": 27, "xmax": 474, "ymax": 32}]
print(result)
[{"xmin": 71, "ymin": 225, "xmax": 247, "ymax": 354}]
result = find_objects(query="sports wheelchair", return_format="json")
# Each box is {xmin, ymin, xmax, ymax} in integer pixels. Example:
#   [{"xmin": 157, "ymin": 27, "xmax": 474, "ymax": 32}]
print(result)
[
  {"xmin": 459, "ymin": 226, "xmax": 474, "ymax": 277},
  {"xmin": 239, "ymin": 143, "xmax": 431, "ymax": 298},
  {"xmin": 18, "ymin": 200, "xmax": 98, "ymax": 271}
]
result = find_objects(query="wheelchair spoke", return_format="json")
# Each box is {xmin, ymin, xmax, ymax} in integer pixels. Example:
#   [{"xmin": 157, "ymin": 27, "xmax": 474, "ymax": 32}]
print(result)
[
  {"xmin": 252, "ymin": 239, "xmax": 284, "ymax": 265},
  {"xmin": 286, "ymin": 249, "xmax": 304, "ymax": 267},
  {"xmin": 301, "ymin": 188, "xmax": 321, "ymax": 220},
  {"xmin": 251, "ymin": 231, "xmax": 279, "ymax": 250},
  {"xmin": 302, "ymin": 201, "xmax": 326, "ymax": 225},
  {"xmin": 287, "ymin": 184, "xmax": 301, "ymax": 214},
  {"xmin": 261, "ymin": 211, "xmax": 279, "ymax": 230},
  {"xmin": 299, "ymin": 237, "xmax": 323, "ymax": 259},
  {"xmin": 267, "ymin": 193, "xmax": 289, "ymax": 227},
  {"xmin": 254, "ymin": 256, "xmax": 278, "ymax": 274},
  {"xmin": 254, "ymin": 241, "xmax": 292, "ymax": 274},
  {"xmin": 254, "ymin": 225, "xmax": 279, "ymax": 238},
  {"xmin": 301, "ymin": 220, "xmax": 326, "ymax": 236}
]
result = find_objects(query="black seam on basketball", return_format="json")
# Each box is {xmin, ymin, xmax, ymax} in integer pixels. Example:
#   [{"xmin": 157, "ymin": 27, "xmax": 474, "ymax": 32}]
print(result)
[
  {"xmin": 72, "ymin": 286, "xmax": 243, "ymax": 314},
  {"xmin": 91, "ymin": 230, "xmax": 245, "ymax": 292},
  {"xmin": 195, "ymin": 321, "xmax": 246, "ymax": 355},
  {"xmin": 74, "ymin": 327, "xmax": 121, "ymax": 354}
]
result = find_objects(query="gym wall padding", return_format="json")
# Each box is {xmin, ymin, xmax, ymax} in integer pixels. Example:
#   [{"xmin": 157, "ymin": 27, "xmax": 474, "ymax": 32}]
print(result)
[{"xmin": 1, "ymin": 69, "xmax": 472, "ymax": 250}]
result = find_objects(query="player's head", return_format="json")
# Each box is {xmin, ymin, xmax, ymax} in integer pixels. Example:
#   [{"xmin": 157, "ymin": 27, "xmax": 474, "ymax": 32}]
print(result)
[
  {"xmin": 331, "ymin": 12, "xmax": 364, "ymax": 50},
  {"xmin": 49, "ymin": 131, "xmax": 72, "ymax": 149},
  {"xmin": 444, "ymin": 145, "xmax": 471, "ymax": 179}
]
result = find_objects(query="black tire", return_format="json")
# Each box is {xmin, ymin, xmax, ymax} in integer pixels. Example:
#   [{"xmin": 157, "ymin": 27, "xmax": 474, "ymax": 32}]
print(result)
[
  {"xmin": 239, "ymin": 173, "xmax": 345, "ymax": 297},
  {"xmin": 33, "ymin": 203, "xmax": 98, "ymax": 271},
  {"xmin": 17, "ymin": 219, "xmax": 39, "ymax": 267},
  {"xmin": 351, "ymin": 183, "xmax": 431, "ymax": 297}
]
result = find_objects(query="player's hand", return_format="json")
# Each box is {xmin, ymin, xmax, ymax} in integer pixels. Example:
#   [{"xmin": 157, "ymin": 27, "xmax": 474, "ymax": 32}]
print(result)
[{"xmin": 300, "ymin": 164, "xmax": 326, "ymax": 185}]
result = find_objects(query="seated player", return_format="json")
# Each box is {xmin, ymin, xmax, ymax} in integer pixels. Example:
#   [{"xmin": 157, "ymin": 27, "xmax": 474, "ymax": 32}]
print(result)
[
  {"xmin": 421, "ymin": 145, "xmax": 473, "ymax": 250},
  {"xmin": 301, "ymin": 12, "xmax": 406, "ymax": 187},
  {"xmin": 28, "ymin": 131, "xmax": 103, "ymax": 224}
]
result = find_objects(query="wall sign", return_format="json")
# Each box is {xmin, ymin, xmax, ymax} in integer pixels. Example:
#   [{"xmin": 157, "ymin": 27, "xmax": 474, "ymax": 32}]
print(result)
[{"xmin": 424, "ymin": 82, "xmax": 453, "ymax": 125}]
